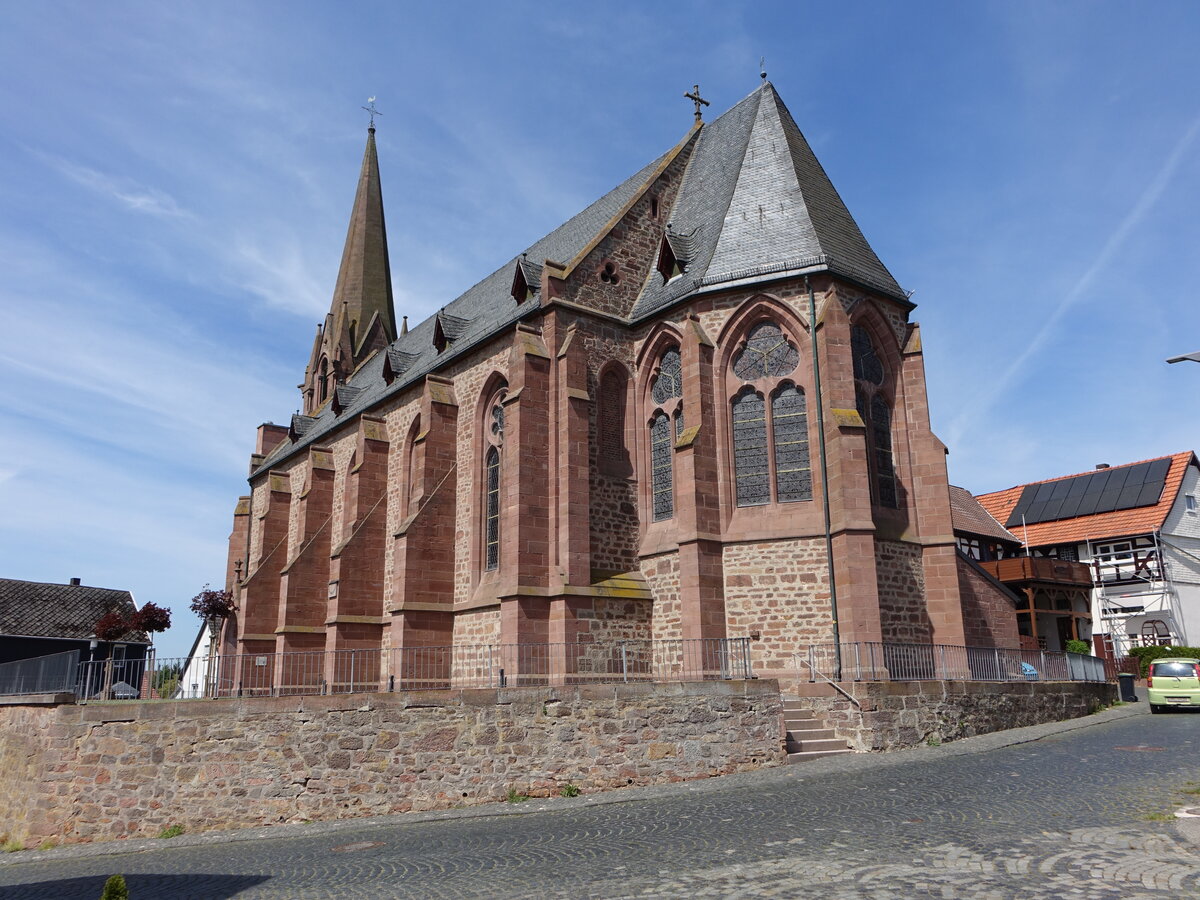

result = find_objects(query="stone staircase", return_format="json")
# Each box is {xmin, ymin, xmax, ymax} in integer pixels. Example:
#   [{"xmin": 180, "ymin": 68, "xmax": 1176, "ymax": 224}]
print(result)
[{"xmin": 782, "ymin": 698, "xmax": 854, "ymax": 764}]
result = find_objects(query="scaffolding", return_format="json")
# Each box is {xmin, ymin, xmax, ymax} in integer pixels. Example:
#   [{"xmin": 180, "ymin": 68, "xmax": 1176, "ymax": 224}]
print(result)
[{"xmin": 1089, "ymin": 530, "xmax": 1185, "ymax": 655}]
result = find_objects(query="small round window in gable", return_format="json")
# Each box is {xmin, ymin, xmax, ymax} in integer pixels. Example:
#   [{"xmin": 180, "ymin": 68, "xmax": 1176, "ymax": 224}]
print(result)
[{"xmin": 599, "ymin": 260, "xmax": 620, "ymax": 285}]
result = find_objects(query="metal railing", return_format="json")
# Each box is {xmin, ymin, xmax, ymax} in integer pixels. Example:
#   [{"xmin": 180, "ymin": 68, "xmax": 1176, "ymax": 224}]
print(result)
[
  {"xmin": 791, "ymin": 641, "xmax": 1109, "ymax": 684},
  {"xmin": 42, "ymin": 637, "xmax": 755, "ymax": 701},
  {"xmin": 0, "ymin": 636, "xmax": 1112, "ymax": 702},
  {"xmin": 0, "ymin": 650, "xmax": 80, "ymax": 695}
]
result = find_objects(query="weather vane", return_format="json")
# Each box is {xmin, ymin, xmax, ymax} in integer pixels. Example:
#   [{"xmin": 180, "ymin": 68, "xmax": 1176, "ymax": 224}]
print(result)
[
  {"xmin": 362, "ymin": 97, "xmax": 382, "ymax": 130},
  {"xmin": 684, "ymin": 84, "xmax": 709, "ymax": 123}
]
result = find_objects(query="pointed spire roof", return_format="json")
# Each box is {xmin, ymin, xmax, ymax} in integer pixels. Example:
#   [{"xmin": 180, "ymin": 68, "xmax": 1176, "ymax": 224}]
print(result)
[
  {"xmin": 633, "ymin": 82, "xmax": 905, "ymax": 318},
  {"xmin": 329, "ymin": 126, "xmax": 397, "ymax": 353}
]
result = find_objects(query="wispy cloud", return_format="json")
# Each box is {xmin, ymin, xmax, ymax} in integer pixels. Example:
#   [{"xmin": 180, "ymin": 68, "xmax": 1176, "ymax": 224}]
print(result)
[
  {"xmin": 946, "ymin": 113, "xmax": 1200, "ymax": 447},
  {"xmin": 45, "ymin": 154, "xmax": 192, "ymax": 219}
]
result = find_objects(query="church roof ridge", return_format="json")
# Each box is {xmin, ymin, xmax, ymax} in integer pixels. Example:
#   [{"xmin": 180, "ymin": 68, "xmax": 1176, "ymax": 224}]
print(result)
[{"xmin": 258, "ymin": 82, "xmax": 904, "ymax": 474}]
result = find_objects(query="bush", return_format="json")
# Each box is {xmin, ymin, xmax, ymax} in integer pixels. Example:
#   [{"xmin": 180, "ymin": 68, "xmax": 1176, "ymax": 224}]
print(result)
[
  {"xmin": 1128, "ymin": 645, "xmax": 1200, "ymax": 677},
  {"xmin": 1065, "ymin": 639, "xmax": 1091, "ymax": 655},
  {"xmin": 100, "ymin": 875, "xmax": 129, "ymax": 900}
]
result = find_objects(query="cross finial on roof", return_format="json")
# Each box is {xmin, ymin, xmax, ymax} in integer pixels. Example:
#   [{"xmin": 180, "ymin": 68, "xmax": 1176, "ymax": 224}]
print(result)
[
  {"xmin": 362, "ymin": 97, "xmax": 382, "ymax": 131},
  {"xmin": 684, "ymin": 84, "xmax": 710, "ymax": 123}
]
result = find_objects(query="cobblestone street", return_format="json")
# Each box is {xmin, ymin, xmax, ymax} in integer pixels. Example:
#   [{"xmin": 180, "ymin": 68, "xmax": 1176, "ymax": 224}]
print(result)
[{"xmin": 1, "ymin": 707, "xmax": 1198, "ymax": 898}]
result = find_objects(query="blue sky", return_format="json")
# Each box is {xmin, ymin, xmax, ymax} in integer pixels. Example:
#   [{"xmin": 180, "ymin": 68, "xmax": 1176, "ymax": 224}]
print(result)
[{"xmin": 1, "ymin": 1, "xmax": 1198, "ymax": 657}]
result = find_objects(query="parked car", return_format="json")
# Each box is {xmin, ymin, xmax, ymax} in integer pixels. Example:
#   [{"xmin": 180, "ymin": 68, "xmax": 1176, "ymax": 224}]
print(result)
[{"xmin": 1147, "ymin": 657, "xmax": 1200, "ymax": 713}]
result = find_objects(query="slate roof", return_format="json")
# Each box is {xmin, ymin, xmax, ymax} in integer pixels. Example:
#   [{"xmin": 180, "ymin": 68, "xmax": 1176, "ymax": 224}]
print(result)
[
  {"xmin": 0, "ymin": 578, "xmax": 147, "ymax": 642},
  {"xmin": 948, "ymin": 485, "xmax": 1019, "ymax": 544},
  {"xmin": 976, "ymin": 452, "xmax": 1197, "ymax": 547},
  {"xmin": 256, "ymin": 82, "xmax": 904, "ymax": 474}
]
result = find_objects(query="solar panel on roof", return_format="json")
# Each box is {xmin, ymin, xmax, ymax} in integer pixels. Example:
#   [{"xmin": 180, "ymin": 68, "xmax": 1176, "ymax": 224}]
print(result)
[{"xmin": 1003, "ymin": 458, "xmax": 1173, "ymax": 528}]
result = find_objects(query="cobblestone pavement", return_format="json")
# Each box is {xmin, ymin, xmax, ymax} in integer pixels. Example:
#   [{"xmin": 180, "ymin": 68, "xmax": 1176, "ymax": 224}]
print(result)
[{"xmin": 1, "ymin": 709, "xmax": 1198, "ymax": 898}]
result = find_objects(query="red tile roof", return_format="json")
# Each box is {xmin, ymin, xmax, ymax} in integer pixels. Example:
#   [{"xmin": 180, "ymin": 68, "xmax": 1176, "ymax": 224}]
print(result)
[{"xmin": 976, "ymin": 452, "xmax": 1197, "ymax": 547}]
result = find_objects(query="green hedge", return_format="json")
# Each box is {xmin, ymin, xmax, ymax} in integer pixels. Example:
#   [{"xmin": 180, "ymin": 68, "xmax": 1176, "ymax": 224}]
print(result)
[{"xmin": 1127, "ymin": 645, "xmax": 1200, "ymax": 677}]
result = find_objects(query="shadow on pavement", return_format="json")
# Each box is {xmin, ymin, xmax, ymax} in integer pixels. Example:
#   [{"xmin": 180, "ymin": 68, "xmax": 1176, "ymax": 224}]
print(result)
[{"xmin": 0, "ymin": 872, "xmax": 271, "ymax": 900}]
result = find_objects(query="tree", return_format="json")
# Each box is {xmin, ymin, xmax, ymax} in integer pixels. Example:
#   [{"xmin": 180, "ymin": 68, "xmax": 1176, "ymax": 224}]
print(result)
[
  {"xmin": 189, "ymin": 585, "xmax": 235, "ymax": 622},
  {"xmin": 93, "ymin": 611, "xmax": 130, "ymax": 642},
  {"xmin": 131, "ymin": 602, "xmax": 172, "ymax": 634}
]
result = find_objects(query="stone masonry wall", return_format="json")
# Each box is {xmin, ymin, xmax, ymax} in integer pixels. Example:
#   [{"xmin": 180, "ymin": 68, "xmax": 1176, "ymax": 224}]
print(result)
[
  {"xmin": 642, "ymin": 551, "xmax": 681, "ymax": 642},
  {"xmin": 781, "ymin": 679, "xmax": 1115, "ymax": 752},
  {"xmin": 875, "ymin": 539, "xmax": 932, "ymax": 644},
  {"xmin": 722, "ymin": 538, "xmax": 833, "ymax": 670},
  {"xmin": 0, "ymin": 681, "xmax": 781, "ymax": 848}
]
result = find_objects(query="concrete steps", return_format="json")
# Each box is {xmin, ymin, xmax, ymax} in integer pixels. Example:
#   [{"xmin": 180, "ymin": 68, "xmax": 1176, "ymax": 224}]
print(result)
[{"xmin": 782, "ymin": 700, "xmax": 854, "ymax": 764}]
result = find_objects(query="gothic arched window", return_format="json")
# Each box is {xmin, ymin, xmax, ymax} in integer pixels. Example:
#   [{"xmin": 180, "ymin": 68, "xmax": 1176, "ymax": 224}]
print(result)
[
  {"xmin": 483, "ymin": 385, "xmax": 507, "ymax": 571},
  {"xmin": 729, "ymin": 321, "xmax": 810, "ymax": 507},
  {"xmin": 648, "ymin": 347, "xmax": 683, "ymax": 521},
  {"xmin": 851, "ymin": 325, "xmax": 897, "ymax": 508},
  {"xmin": 318, "ymin": 357, "xmax": 330, "ymax": 404}
]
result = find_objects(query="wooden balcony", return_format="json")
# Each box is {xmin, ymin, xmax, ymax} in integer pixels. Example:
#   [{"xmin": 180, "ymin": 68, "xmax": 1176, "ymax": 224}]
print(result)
[{"xmin": 978, "ymin": 557, "xmax": 1094, "ymax": 587}]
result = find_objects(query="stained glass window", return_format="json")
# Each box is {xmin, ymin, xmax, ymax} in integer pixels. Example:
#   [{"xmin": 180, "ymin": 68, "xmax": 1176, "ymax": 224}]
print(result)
[
  {"xmin": 484, "ymin": 447, "xmax": 500, "ymax": 570},
  {"xmin": 851, "ymin": 326, "xmax": 884, "ymax": 385},
  {"xmin": 772, "ymin": 385, "xmax": 811, "ymax": 502},
  {"xmin": 650, "ymin": 412, "xmax": 674, "ymax": 521},
  {"xmin": 490, "ymin": 395, "xmax": 505, "ymax": 440},
  {"xmin": 733, "ymin": 322, "xmax": 800, "ymax": 381},
  {"xmin": 732, "ymin": 388, "xmax": 769, "ymax": 507},
  {"xmin": 651, "ymin": 348, "xmax": 683, "ymax": 404},
  {"xmin": 871, "ymin": 394, "xmax": 896, "ymax": 508}
]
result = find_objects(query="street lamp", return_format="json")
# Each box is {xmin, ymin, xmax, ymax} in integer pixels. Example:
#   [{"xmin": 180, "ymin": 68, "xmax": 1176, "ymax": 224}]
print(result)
[{"xmin": 1167, "ymin": 351, "xmax": 1200, "ymax": 364}]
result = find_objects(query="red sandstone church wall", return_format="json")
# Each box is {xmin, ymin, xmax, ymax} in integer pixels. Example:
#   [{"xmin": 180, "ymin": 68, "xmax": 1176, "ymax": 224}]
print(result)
[
  {"xmin": 449, "ymin": 345, "xmax": 510, "ymax": 606},
  {"xmin": 956, "ymin": 555, "xmax": 1021, "ymax": 650},
  {"xmin": 875, "ymin": 540, "xmax": 933, "ymax": 644},
  {"xmin": 583, "ymin": 324, "xmax": 640, "ymax": 575},
  {"xmin": 722, "ymin": 538, "xmax": 834, "ymax": 670}
]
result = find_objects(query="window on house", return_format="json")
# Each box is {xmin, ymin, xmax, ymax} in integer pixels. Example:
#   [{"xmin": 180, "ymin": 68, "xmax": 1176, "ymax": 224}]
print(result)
[
  {"xmin": 851, "ymin": 325, "xmax": 898, "ymax": 508},
  {"xmin": 649, "ymin": 347, "xmax": 683, "ymax": 521},
  {"xmin": 1187, "ymin": 495, "xmax": 1197, "ymax": 513},
  {"xmin": 729, "ymin": 321, "xmax": 810, "ymax": 507}
]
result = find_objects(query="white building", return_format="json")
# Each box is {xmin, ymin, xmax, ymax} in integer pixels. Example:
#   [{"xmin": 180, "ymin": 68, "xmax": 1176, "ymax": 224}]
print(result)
[{"xmin": 978, "ymin": 452, "xmax": 1200, "ymax": 657}]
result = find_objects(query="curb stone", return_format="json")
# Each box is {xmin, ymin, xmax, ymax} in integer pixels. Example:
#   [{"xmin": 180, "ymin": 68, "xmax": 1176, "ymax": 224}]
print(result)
[{"xmin": 0, "ymin": 694, "xmax": 1147, "ymax": 867}]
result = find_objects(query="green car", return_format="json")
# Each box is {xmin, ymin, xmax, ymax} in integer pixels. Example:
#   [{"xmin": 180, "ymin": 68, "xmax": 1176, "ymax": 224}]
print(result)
[{"xmin": 1148, "ymin": 657, "xmax": 1200, "ymax": 713}]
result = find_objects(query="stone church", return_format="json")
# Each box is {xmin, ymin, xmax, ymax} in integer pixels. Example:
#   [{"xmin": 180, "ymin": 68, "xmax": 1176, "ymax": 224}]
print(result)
[{"xmin": 222, "ymin": 81, "xmax": 1014, "ymax": 685}]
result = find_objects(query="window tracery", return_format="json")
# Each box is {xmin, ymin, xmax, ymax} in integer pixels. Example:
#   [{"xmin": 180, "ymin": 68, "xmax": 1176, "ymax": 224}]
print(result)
[
  {"xmin": 728, "ymin": 320, "xmax": 811, "ymax": 507},
  {"xmin": 648, "ymin": 346, "xmax": 683, "ymax": 522},
  {"xmin": 851, "ymin": 325, "xmax": 897, "ymax": 508},
  {"xmin": 483, "ymin": 385, "xmax": 507, "ymax": 571}
]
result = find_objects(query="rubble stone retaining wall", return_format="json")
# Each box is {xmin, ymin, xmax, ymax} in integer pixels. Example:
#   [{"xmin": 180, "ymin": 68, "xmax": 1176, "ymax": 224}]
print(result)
[
  {"xmin": 781, "ymin": 679, "xmax": 1116, "ymax": 752},
  {"xmin": 0, "ymin": 680, "xmax": 782, "ymax": 848}
]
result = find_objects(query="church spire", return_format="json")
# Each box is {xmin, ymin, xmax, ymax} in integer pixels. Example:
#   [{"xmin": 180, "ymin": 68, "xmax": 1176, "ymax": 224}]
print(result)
[
  {"xmin": 329, "ymin": 124, "xmax": 396, "ymax": 352},
  {"xmin": 301, "ymin": 123, "xmax": 397, "ymax": 414}
]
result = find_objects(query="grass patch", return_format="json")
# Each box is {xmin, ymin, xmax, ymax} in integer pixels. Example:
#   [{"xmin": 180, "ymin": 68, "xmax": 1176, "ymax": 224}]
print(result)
[
  {"xmin": 37, "ymin": 840, "xmax": 57, "ymax": 851},
  {"xmin": 1143, "ymin": 811, "xmax": 1174, "ymax": 822},
  {"xmin": 505, "ymin": 789, "xmax": 530, "ymax": 804},
  {"xmin": 1, "ymin": 839, "xmax": 23, "ymax": 853},
  {"xmin": 925, "ymin": 735, "xmax": 941, "ymax": 747},
  {"xmin": 559, "ymin": 784, "xmax": 581, "ymax": 798},
  {"xmin": 157, "ymin": 824, "xmax": 185, "ymax": 839}
]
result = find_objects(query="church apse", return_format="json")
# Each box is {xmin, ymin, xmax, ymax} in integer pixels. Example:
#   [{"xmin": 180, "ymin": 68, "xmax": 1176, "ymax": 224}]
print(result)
[{"xmin": 226, "ymin": 80, "xmax": 986, "ymax": 687}]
